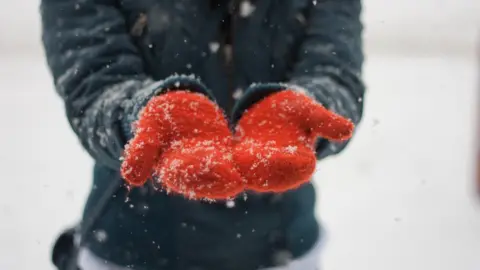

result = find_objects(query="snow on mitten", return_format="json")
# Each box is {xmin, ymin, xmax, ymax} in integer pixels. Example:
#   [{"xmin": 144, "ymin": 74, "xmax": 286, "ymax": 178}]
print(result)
[
  {"xmin": 233, "ymin": 90, "xmax": 354, "ymax": 193},
  {"xmin": 121, "ymin": 91, "xmax": 243, "ymax": 200}
]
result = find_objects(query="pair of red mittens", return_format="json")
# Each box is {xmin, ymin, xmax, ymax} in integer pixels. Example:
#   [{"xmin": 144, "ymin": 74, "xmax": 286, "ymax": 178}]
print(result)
[{"xmin": 121, "ymin": 89, "xmax": 354, "ymax": 200}]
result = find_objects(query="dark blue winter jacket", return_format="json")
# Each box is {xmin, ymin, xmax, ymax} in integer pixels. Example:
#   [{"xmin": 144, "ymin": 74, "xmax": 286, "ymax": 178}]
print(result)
[{"xmin": 41, "ymin": 0, "xmax": 364, "ymax": 269}]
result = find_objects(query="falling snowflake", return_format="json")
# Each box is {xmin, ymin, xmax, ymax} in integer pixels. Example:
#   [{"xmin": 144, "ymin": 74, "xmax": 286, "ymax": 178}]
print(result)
[
  {"xmin": 233, "ymin": 88, "xmax": 243, "ymax": 100},
  {"xmin": 93, "ymin": 230, "xmax": 108, "ymax": 243},
  {"xmin": 226, "ymin": 200, "xmax": 236, "ymax": 208},
  {"xmin": 239, "ymin": 1, "xmax": 256, "ymax": 17},
  {"xmin": 209, "ymin": 42, "xmax": 220, "ymax": 53}
]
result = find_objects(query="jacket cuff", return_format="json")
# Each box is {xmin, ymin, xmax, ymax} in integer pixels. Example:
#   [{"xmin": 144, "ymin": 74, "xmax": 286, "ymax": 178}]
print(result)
[
  {"xmin": 122, "ymin": 75, "xmax": 214, "ymax": 140},
  {"xmin": 230, "ymin": 83, "xmax": 289, "ymax": 125}
]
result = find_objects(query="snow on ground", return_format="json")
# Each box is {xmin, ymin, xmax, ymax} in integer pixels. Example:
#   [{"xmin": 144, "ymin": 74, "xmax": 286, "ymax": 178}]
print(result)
[
  {"xmin": 0, "ymin": 54, "xmax": 92, "ymax": 270},
  {"xmin": 317, "ymin": 54, "xmax": 480, "ymax": 270},
  {"xmin": 0, "ymin": 51, "xmax": 479, "ymax": 270}
]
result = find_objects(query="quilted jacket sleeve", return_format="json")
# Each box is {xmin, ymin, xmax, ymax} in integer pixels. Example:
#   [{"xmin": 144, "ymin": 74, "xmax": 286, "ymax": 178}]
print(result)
[
  {"xmin": 288, "ymin": 0, "xmax": 365, "ymax": 159},
  {"xmin": 41, "ymin": 0, "xmax": 212, "ymax": 169}
]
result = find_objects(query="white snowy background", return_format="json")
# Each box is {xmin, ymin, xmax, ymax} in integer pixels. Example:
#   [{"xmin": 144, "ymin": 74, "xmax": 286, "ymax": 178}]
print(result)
[{"xmin": 1, "ymin": 1, "xmax": 480, "ymax": 269}]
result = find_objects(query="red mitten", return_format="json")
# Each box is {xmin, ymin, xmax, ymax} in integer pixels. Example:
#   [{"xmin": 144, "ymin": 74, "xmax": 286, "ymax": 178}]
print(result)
[
  {"xmin": 121, "ymin": 91, "xmax": 243, "ymax": 200},
  {"xmin": 233, "ymin": 90, "xmax": 354, "ymax": 193}
]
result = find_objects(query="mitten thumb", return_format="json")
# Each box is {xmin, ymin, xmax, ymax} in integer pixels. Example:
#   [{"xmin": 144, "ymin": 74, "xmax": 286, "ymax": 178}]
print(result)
[
  {"xmin": 121, "ymin": 97, "xmax": 171, "ymax": 186},
  {"xmin": 306, "ymin": 103, "xmax": 354, "ymax": 142}
]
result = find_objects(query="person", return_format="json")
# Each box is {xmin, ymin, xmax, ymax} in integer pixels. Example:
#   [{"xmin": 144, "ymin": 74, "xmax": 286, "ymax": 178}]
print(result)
[{"xmin": 41, "ymin": 0, "xmax": 365, "ymax": 269}]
